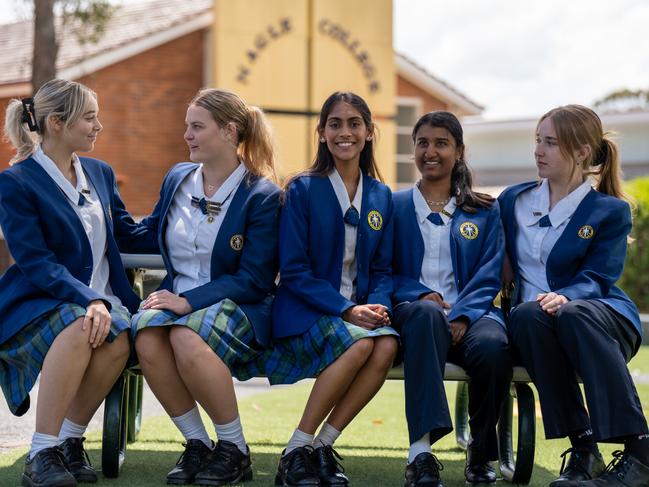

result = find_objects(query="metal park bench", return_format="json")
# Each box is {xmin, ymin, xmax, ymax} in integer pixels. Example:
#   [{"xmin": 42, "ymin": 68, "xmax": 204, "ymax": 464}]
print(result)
[{"xmin": 100, "ymin": 255, "xmax": 537, "ymax": 484}]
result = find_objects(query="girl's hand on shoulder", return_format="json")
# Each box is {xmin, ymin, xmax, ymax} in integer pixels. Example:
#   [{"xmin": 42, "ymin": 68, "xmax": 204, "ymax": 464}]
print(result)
[
  {"xmin": 343, "ymin": 305, "xmax": 386, "ymax": 330},
  {"xmin": 420, "ymin": 292, "xmax": 451, "ymax": 309},
  {"xmin": 536, "ymin": 292, "xmax": 569, "ymax": 315},
  {"xmin": 142, "ymin": 290, "xmax": 192, "ymax": 315},
  {"xmin": 83, "ymin": 300, "xmax": 112, "ymax": 349}
]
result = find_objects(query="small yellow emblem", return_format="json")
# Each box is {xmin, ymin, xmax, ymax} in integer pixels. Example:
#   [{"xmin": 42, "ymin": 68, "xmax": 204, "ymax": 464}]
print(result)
[
  {"xmin": 230, "ymin": 234, "xmax": 244, "ymax": 251},
  {"xmin": 367, "ymin": 210, "xmax": 383, "ymax": 231},
  {"xmin": 459, "ymin": 222, "xmax": 479, "ymax": 240},
  {"xmin": 578, "ymin": 225, "xmax": 594, "ymax": 239}
]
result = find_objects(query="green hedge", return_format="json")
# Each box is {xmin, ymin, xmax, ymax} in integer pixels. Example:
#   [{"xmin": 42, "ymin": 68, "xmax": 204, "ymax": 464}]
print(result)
[{"xmin": 620, "ymin": 176, "xmax": 649, "ymax": 312}]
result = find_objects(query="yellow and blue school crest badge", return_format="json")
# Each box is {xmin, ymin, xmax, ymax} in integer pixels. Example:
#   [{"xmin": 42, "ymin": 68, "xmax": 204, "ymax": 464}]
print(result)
[
  {"xmin": 459, "ymin": 222, "xmax": 479, "ymax": 240},
  {"xmin": 367, "ymin": 210, "xmax": 383, "ymax": 231},
  {"xmin": 578, "ymin": 225, "xmax": 594, "ymax": 239},
  {"xmin": 230, "ymin": 234, "xmax": 244, "ymax": 251}
]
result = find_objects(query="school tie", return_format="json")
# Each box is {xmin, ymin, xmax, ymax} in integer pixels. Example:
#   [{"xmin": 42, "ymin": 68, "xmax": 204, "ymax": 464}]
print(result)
[
  {"xmin": 427, "ymin": 212, "xmax": 444, "ymax": 226},
  {"xmin": 344, "ymin": 207, "xmax": 360, "ymax": 227},
  {"xmin": 77, "ymin": 193, "xmax": 86, "ymax": 206},
  {"xmin": 538, "ymin": 215, "xmax": 551, "ymax": 227}
]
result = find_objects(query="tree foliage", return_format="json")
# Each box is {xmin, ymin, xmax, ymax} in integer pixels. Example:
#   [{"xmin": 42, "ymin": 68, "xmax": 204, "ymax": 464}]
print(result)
[
  {"xmin": 29, "ymin": 0, "xmax": 115, "ymax": 91},
  {"xmin": 594, "ymin": 88, "xmax": 649, "ymax": 114}
]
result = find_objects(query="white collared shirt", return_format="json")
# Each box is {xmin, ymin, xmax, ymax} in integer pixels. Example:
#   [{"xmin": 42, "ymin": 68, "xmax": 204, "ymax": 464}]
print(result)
[
  {"xmin": 515, "ymin": 178, "xmax": 592, "ymax": 302},
  {"xmin": 32, "ymin": 146, "xmax": 123, "ymax": 308},
  {"xmin": 166, "ymin": 163, "xmax": 246, "ymax": 295},
  {"xmin": 413, "ymin": 186, "xmax": 458, "ymax": 309},
  {"xmin": 328, "ymin": 168, "xmax": 363, "ymax": 301}
]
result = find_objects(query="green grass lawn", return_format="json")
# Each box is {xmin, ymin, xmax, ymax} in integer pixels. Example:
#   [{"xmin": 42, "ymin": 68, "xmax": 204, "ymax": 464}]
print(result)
[{"xmin": 2, "ymin": 348, "xmax": 649, "ymax": 486}]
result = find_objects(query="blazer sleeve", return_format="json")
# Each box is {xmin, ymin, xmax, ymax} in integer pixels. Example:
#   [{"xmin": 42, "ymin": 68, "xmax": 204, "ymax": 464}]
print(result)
[
  {"xmin": 448, "ymin": 205, "xmax": 505, "ymax": 326},
  {"xmin": 277, "ymin": 181, "xmax": 355, "ymax": 316},
  {"xmin": 554, "ymin": 204, "xmax": 631, "ymax": 301},
  {"xmin": 180, "ymin": 188, "xmax": 280, "ymax": 310},
  {"xmin": 108, "ymin": 166, "xmax": 159, "ymax": 254},
  {"xmin": 366, "ymin": 197, "xmax": 394, "ymax": 312},
  {"xmin": 0, "ymin": 171, "xmax": 106, "ymax": 308}
]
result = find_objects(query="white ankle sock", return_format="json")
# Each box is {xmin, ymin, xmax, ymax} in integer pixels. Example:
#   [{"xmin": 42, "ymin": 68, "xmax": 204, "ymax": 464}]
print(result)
[
  {"xmin": 408, "ymin": 433, "xmax": 431, "ymax": 464},
  {"xmin": 285, "ymin": 429, "xmax": 314, "ymax": 455},
  {"xmin": 214, "ymin": 416, "xmax": 247, "ymax": 454},
  {"xmin": 171, "ymin": 406, "xmax": 211, "ymax": 448},
  {"xmin": 29, "ymin": 432, "xmax": 59, "ymax": 460},
  {"xmin": 314, "ymin": 422, "xmax": 341, "ymax": 448},
  {"xmin": 58, "ymin": 418, "xmax": 87, "ymax": 443}
]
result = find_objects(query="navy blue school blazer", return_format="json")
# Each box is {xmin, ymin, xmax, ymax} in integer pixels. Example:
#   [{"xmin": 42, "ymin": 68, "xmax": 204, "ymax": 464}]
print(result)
[
  {"xmin": 0, "ymin": 156, "xmax": 158, "ymax": 345},
  {"xmin": 392, "ymin": 189, "xmax": 505, "ymax": 327},
  {"xmin": 140, "ymin": 163, "xmax": 281, "ymax": 347},
  {"xmin": 271, "ymin": 172, "xmax": 394, "ymax": 339},
  {"xmin": 498, "ymin": 181, "xmax": 641, "ymax": 335}
]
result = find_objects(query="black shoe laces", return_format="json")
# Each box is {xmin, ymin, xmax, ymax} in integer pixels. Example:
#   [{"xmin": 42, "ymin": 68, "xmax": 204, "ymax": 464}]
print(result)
[
  {"xmin": 176, "ymin": 440, "xmax": 208, "ymax": 467},
  {"xmin": 317, "ymin": 445, "xmax": 345, "ymax": 474},
  {"xmin": 62, "ymin": 437, "xmax": 92, "ymax": 466},
  {"xmin": 559, "ymin": 447, "xmax": 593, "ymax": 477},
  {"xmin": 415, "ymin": 453, "xmax": 444, "ymax": 480},
  {"xmin": 601, "ymin": 450, "xmax": 632, "ymax": 479}
]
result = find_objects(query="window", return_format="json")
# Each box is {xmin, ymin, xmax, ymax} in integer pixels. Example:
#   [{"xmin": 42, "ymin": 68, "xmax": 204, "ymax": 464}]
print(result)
[{"xmin": 395, "ymin": 97, "xmax": 421, "ymax": 189}]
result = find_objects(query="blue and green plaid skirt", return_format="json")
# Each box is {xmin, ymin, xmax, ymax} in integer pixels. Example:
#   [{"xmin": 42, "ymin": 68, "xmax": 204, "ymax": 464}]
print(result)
[
  {"xmin": 0, "ymin": 302, "xmax": 131, "ymax": 416},
  {"xmin": 265, "ymin": 316, "xmax": 399, "ymax": 385},
  {"xmin": 131, "ymin": 298, "xmax": 264, "ymax": 381}
]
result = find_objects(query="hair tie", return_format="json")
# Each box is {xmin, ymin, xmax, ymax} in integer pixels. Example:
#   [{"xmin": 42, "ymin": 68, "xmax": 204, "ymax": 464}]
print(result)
[
  {"xmin": 20, "ymin": 98, "xmax": 39, "ymax": 132},
  {"xmin": 593, "ymin": 140, "xmax": 608, "ymax": 166}
]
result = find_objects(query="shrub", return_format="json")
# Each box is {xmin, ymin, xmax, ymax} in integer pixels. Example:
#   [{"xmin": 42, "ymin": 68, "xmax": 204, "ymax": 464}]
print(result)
[{"xmin": 620, "ymin": 176, "xmax": 649, "ymax": 312}]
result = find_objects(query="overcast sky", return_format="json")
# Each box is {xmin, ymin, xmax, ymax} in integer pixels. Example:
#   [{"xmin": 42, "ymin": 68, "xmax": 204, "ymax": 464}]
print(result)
[{"xmin": 2, "ymin": 0, "xmax": 648, "ymax": 119}]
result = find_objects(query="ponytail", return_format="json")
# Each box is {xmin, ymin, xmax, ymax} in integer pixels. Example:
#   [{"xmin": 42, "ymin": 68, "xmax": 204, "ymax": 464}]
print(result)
[
  {"xmin": 451, "ymin": 158, "xmax": 494, "ymax": 213},
  {"xmin": 241, "ymin": 105, "xmax": 277, "ymax": 183},
  {"xmin": 4, "ymin": 99, "xmax": 37, "ymax": 165},
  {"xmin": 593, "ymin": 136, "xmax": 628, "ymax": 201}
]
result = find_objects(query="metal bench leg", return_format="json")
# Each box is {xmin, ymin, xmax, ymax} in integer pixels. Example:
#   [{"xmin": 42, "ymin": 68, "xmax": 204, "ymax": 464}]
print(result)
[
  {"xmin": 454, "ymin": 381, "xmax": 470, "ymax": 449},
  {"xmin": 127, "ymin": 374, "xmax": 143, "ymax": 443},
  {"xmin": 498, "ymin": 383, "xmax": 536, "ymax": 484},
  {"xmin": 102, "ymin": 373, "xmax": 129, "ymax": 478}
]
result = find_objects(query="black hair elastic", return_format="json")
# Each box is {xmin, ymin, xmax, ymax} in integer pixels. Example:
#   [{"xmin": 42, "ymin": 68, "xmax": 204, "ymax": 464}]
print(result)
[
  {"xmin": 20, "ymin": 97, "xmax": 39, "ymax": 132},
  {"xmin": 593, "ymin": 140, "xmax": 608, "ymax": 166}
]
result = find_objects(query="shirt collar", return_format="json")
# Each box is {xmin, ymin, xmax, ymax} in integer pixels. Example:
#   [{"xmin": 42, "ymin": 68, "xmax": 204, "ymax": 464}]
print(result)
[
  {"xmin": 413, "ymin": 185, "xmax": 456, "ymax": 225},
  {"xmin": 525, "ymin": 178, "xmax": 592, "ymax": 228},
  {"xmin": 32, "ymin": 145, "xmax": 88, "ymax": 204},
  {"xmin": 328, "ymin": 168, "xmax": 363, "ymax": 214},
  {"xmin": 194, "ymin": 162, "xmax": 247, "ymax": 202}
]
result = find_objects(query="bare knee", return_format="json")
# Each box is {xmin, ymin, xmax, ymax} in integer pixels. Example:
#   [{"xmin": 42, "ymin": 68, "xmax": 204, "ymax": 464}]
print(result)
[
  {"xmin": 169, "ymin": 326, "xmax": 205, "ymax": 369},
  {"xmin": 344, "ymin": 338, "xmax": 374, "ymax": 368},
  {"xmin": 56, "ymin": 317, "xmax": 92, "ymax": 352},
  {"xmin": 135, "ymin": 327, "xmax": 169, "ymax": 365},
  {"xmin": 370, "ymin": 336, "xmax": 398, "ymax": 370},
  {"xmin": 99, "ymin": 331, "xmax": 130, "ymax": 367}
]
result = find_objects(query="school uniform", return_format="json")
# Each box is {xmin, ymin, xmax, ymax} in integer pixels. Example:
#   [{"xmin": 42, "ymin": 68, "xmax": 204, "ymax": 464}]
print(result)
[
  {"xmin": 499, "ymin": 179, "xmax": 648, "ymax": 441},
  {"xmin": 392, "ymin": 187, "xmax": 511, "ymax": 459},
  {"xmin": 0, "ymin": 150, "xmax": 157, "ymax": 415},
  {"xmin": 131, "ymin": 162, "xmax": 281, "ymax": 380},
  {"xmin": 266, "ymin": 171, "xmax": 398, "ymax": 384}
]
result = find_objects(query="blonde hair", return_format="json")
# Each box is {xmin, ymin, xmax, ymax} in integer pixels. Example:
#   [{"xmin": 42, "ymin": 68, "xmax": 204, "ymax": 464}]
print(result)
[
  {"xmin": 538, "ymin": 104, "xmax": 629, "ymax": 201},
  {"xmin": 190, "ymin": 88, "xmax": 277, "ymax": 182},
  {"xmin": 4, "ymin": 79, "xmax": 97, "ymax": 165}
]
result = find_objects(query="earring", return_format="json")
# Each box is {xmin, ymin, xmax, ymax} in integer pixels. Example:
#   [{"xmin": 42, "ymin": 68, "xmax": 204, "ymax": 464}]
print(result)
[
  {"xmin": 366, "ymin": 136, "xmax": 372, "ymax": 141},
  {"xmin": 320, "ymin": 137, "xmax": 325, "ymax": 143}
]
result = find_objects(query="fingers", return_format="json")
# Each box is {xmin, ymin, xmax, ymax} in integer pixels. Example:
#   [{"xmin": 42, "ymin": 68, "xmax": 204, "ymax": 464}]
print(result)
[{"xmin": 442, "ymin": 301, "xmax": 452, "ymax": 309}]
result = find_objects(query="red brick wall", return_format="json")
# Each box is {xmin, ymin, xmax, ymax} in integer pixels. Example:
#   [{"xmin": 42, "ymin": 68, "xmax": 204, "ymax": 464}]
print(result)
[
  {"xmin": 0, "ymin": 30, "xmax": 206, "ymax": 216},
  {"xmin": 397, "ymin": 75, "xmax": 449, "ymax": 113}
]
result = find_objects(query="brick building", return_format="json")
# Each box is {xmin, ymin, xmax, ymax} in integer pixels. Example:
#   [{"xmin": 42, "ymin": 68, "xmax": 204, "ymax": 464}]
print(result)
[{"xmin": 0, "ymin": 0, "xmax": 482, "ymax": 271}]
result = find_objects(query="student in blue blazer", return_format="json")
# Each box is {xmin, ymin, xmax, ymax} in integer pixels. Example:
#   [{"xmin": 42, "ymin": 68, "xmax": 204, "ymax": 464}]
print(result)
[
  {"xmin": 392, "ymin": 111, "xmax": 510, "ymax": 487},
  {"xmin": 267, "ymin": 92, "xmax": 398, "ymax": 486},
  {"xmin": 0, "ymin": 79, "xmax": 157, "ymax": 487},
  {"xmin": 131, "ymin": 89, "xmax": 280, "ymax": 486},
  {"xmin": 500, "ymin": 104, "xmax": 649, "ymax": 487}
]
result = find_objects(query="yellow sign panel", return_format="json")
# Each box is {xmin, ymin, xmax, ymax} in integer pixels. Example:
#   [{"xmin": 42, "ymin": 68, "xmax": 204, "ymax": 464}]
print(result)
[{"xmin": 213, "ymin": 0, "xmax": 395, "ymax": 184}]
